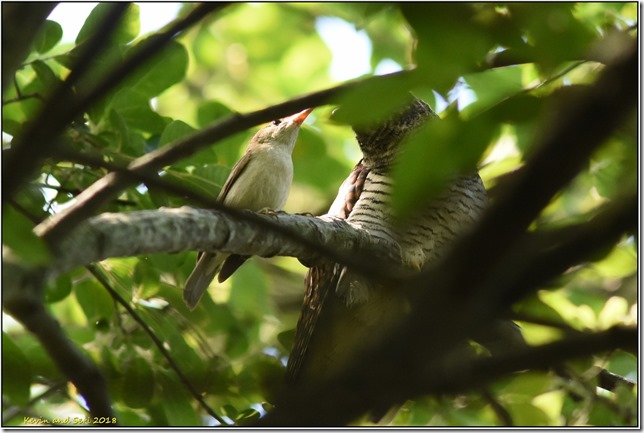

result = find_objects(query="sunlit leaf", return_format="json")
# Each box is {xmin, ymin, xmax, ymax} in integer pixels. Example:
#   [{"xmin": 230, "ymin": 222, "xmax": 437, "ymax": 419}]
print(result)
[
  {"xmin": 391, "ymin": 109, "xmax": 498, "ymax": 218},
  {"xmin": 76, "ymin": 3, "xmax": 140, "ymax": 45},
  {"xmin": 120, "ymin": 39, "xmax": 188, "ymax": 99},
  {"xmin": 109, "ymin": 88, "xmax": 168, "ymax": 134},
  {"xmin": 44, "ymin": 275, "xmax": 73, "ymax": 303},
  {"xmin": 33, "ymin": 20, "xmax": 63, "ymax": 54},
  {"xmin": 597, "ymin": 296, "xmax": 629, "ymax": 330}
]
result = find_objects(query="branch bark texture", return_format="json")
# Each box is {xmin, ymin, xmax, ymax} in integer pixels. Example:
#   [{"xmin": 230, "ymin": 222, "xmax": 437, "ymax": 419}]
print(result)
[{"xmin": 30, "ymin": 207, "xmax": 405, "ymax": 281}]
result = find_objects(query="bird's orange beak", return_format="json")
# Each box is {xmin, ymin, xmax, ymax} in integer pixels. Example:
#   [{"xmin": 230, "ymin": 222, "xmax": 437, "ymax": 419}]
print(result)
[{"xmin": 285, "ymin": 108, "xmax": 314, "ymax": 125}]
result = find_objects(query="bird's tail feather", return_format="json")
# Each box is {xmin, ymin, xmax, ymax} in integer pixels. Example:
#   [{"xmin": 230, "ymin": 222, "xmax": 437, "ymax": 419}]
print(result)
[
  {"xmin": 218, "ymin": 254, "xmax": 250, "ymax": 283},
  {"xmin": 183, "ymin": 253, "xmax": 225, "ymax": 310}
]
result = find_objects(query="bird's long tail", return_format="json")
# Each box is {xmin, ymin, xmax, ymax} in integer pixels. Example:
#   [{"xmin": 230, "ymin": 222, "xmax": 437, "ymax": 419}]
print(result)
[{"xmin": 183, "ymin": 252, "xmax": 226, "ymax": 310}]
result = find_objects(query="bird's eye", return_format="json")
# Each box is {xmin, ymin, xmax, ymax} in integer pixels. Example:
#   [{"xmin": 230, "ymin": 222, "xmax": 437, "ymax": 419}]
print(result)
[{"xmin": 272, "ymin": 119, "xmax": 282, "ymax": 126}]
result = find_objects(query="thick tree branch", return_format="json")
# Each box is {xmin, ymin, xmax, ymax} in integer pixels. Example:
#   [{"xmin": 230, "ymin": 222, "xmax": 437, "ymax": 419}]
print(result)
[
  {"xmin": 51, "ymin": 146, "xmax": 403, "ymax": 280},
  {"xmin": 30, "ymin": 207, "xmax": 403, "ymax": 280}
]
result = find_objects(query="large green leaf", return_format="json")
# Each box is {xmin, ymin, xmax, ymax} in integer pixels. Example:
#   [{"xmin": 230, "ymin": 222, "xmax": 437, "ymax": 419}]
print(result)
[
  {"xmin": 331, "ymin": 73, "xmax": 415, "ymax": 130},
  {"xmin": 109, "ymin": 88, "xmax": 168, "ymax": 134},
  {"xmin": 400, "ymin": 3, "xmax": 494, "ymax": 94},
  {"xmin": 76, "ymin": 3, "xmax": 140, "ymax": 46},
  {"xmin": 33, "ymin": 20, "xmax": 63, "ymax": 54},
  {"xmin": 391, "ymin": 108, "xmax": 498, "ymax": 218},
  {"xmin": 119, "ymin": 39, "xmax": 189, "ymax": 100}
]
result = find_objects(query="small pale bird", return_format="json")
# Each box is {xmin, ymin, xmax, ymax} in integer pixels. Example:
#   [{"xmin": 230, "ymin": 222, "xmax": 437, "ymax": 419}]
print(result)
[
  {"xmin": 285, "ymin": 96, "xmax": 522, "ymax": 420},
  {"xmin": 183, "ymin": 108, "xmax": 313, "ymax": 310}
]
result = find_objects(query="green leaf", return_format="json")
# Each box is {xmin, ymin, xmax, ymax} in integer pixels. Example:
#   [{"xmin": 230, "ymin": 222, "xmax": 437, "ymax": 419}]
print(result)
[
  {"xmin": 150, "ymin": 168, "xmax": 222, "ymax": 206},
  {"xmin": 2, "ymin": 118, "xmax": 22, "ymax": 136},
  {"xmin": 2, "ymin": 332, "xmax": 32, "ymax": 406},
  {"xmin": 461, "ymin": 66, "xmax": 525, "ymax": 118},
  {"xmin": 191, "ymin": 164, "xmax": 229, "ymax": 193},
  {"xmin": 31, "ymin": 60, "xmax": 62, "ymax": 92},
  {"xmin": 503, "ymin": 371, "xmax": 554, "ymax": 398},
  {"xmin": 331, "ymin": 74, "xmax": 415, "ymax": 130},
  {"xmin": 76, "ymin": 3, "xmax": 140, "ymax": 46},
  {"xmin": 74, "ymin": 278, "xmax": 115, "ymax": 325},
  {"xmin": 606, "ymin": 350, "xmax": 637, "ymax": 380},
  {"xmin": 391, "ymin": 110, "xmax": 498, "ymax": 218},
  {"xmin": 121, "ymin": 353, "xmax": 155, "ymax": 409},
  {"xmin": 159, "ymin": 120, "xmax": 196, "ymax": 146},
  {"xmin": 597, "ymin": 296, "xmax": 629, "ymax": 329},
  {"xmin": 120, "ymin": 39, "xmax": 188, "ymax": 99},
  {"xmin": 34, "ymin": 20, "xmax": 63, "ymax": 54},
  {"xmin": 506, "ymin": 401, "xmax": 551, "ymax": 426},
  {"xmin": 592, "ymin": 243, "xmax": 637, "ymax": 278},
  {"xmin": 400, "ymin": 3, "xmax": 494, "ymax": 94},
  {"xmin": 2, "ymin": 206, "xmax": 52, "ymax": 266},
  {"xmin": 44, "ymin": 275, "xmax": 73, "ymax": 303},
  {"xmin": 197, "ymin": 101, "xmax": 234, "ymax": 129},
  {"xmin": 109, "ymin": 88, "xmax": 168, "ymax": 134},
  {"xmin": 236, "ymin": 408, "xmax": 261, "ymax": 425},
  {"xmin": 293, "ymin": 127, "xmax": 349, "ymax": 192}
]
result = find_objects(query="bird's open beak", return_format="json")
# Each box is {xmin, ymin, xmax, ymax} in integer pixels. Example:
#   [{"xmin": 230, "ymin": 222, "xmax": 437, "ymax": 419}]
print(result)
[{"xmin": 285, "ymin": 108, "xmax": 314, "ymax": 125}]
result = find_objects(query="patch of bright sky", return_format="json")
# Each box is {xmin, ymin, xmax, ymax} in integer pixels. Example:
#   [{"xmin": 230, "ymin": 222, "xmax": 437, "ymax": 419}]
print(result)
[
  {"xmin": 450, "ymin": 78, "xmax": 477, "ymax": 111},
  {"xmin": 315, "ymin": 16, "xmax": 373, "ymax": 81}
]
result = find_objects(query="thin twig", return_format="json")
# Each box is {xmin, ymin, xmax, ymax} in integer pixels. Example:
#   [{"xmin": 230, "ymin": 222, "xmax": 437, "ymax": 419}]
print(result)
[{"xmin": 86, "ymin": 264, "xmax": 231, "ymax": 426}]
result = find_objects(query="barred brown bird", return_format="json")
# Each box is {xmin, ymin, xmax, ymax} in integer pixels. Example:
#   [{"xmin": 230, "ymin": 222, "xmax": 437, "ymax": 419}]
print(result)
[{"xmin": 285, "ymin": 96, "xmax": 520, "ymax": 411}]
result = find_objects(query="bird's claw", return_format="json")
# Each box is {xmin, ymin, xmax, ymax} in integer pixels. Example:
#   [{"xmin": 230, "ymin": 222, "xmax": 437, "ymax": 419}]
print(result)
[{"xmin": 258, "ymin": 207, "xmax": 279, "ymax": 216}]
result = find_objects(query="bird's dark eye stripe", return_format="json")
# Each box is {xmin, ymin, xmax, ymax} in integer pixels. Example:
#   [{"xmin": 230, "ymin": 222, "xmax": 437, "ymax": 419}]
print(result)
[{"xmin": 272, "ymin": 119, "xmax": 282, "ymax": 125}]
